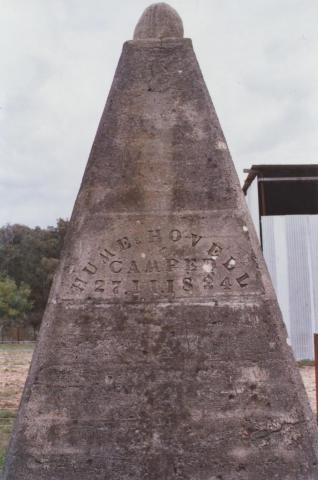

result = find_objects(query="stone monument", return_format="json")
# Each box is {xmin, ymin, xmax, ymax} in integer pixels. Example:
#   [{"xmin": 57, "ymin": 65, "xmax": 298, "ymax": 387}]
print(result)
[{"xmin": 3, "ymin": 3, "xmax": 318, "ymax": 479}]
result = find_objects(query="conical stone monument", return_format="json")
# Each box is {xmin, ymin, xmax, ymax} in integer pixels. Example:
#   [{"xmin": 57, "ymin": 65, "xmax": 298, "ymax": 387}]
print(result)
[{"xmin": 4, "ymin": 3, "xmax": 318, "ymax": 479}]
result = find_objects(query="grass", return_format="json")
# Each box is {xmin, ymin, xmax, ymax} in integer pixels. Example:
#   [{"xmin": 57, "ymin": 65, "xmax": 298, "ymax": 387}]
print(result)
[
  {"xmin": 0, "ymin": 409, "xmax": 16, "ymax": 469},
  {"xmin": 0, "ymin": 343, "xmax": 34, "ymax": 472},
  {"xmin": 0, "ymin": 343, "xmax": 35, "ymax": 352},
  {"xmin": 298, "ymin": 359, "xmax": 316, "ymax": 368}
]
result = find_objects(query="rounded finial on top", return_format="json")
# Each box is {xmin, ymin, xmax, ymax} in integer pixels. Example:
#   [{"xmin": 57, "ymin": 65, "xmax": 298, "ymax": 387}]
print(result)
[{"xmin": 133, "ymin": 3, "xmax": 184, "ymax": 40}]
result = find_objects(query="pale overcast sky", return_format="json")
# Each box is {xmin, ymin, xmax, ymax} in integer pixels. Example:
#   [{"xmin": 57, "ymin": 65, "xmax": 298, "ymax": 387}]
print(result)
[{"xmin": 0, "ymin": 0, "xmax": 317, "ymax": 227}]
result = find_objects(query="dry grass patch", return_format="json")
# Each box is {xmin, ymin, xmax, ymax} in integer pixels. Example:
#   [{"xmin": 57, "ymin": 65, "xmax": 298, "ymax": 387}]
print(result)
[{"xmin": 0, "ymin": 344, "xmax": 33, "ymax": 468}]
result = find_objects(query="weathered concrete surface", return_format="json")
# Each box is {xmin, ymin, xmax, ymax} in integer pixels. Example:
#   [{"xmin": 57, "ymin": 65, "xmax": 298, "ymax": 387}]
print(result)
[
  {"xmin": 134, "ymin": 3, "xmax": 183, "ymax": 39},
  {"xmin": 4, "ymin": 3, "xmax": 318, "ymax": 479}
]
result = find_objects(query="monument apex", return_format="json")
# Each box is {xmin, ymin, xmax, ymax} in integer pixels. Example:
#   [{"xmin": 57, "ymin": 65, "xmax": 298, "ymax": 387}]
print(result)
[
  {"xmin": 133, "ymin": 3, "xmax": 184, "ymax": 39},
  {"xmin": 3, "ymin": 3, "xmax": 318, "ymax": 479}
]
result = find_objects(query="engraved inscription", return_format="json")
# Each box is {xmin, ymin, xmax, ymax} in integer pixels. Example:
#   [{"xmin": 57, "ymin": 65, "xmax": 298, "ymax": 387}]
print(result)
[
  {"xmin": 83, "ymin": 262, "xmax": 98, "ymax": 275},
  {"xmin": 71, "ymin": 277, "xmax": 88, "ymax": 292},
  {"xmin": 117, "ymin": 237, "xmax": 131, "ymax": 250},
  {"xmin": 223, "ymin": 257, "xmax": 236, "ymax": 271},
  {"xmin": 236, "ymin": 273, "xmax": 250, "ymax": 288},
  {"xmin": 169, "ymin": 229, "xmax": 182, "ymax": 242},
  {"xmin": 191, "ymin": 233, "xmax": 202, "ymax": 247},
  {"xmin": 64, "ymin": 222, "xmax": 260, "ymax": 302},
  {"xmin": 100, "ymin": 248, "xmax": 115, "ymax": 262},
  {"xmin": 208, "ymin": 242, "xmax": 222, "ymax": 258},
  {"xmin": 95, "ymin": 279, "xmax": 105, "ymax": 292}
]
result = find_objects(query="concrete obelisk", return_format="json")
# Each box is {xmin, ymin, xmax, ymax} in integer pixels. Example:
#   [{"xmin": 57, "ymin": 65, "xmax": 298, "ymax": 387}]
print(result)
[{"xmin": 4, "ymin": 3, "xmax": 318, "ymax": 479}]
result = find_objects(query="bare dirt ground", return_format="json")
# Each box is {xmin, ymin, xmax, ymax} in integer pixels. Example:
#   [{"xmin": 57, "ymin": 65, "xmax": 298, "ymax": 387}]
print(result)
[
  {"xmin": 0, "ymin": 344, "xmax": 316, "ymax": 468},
  {"xmin": 300, "ymin": 366, "xmax": 316, "ymax": 415}
]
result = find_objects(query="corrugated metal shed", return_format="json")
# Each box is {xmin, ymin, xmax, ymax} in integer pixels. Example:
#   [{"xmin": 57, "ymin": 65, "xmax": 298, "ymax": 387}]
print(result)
[{"xmin": 243, "ymin": 165, "xmax": 318, "ymax": 360}]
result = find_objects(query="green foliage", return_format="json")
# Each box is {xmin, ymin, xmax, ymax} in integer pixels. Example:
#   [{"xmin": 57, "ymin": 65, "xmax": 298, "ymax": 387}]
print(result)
[
  {"xmin": 0, "ymin": 218, "xmax": 68, "ymax": 332},
  {"xmin": 297, "ymin": 359, "xmax": 315, "ymax": 367},
  {"xmin": 0, "ymin": 276, "xmax": 32, "ymax": 333}
]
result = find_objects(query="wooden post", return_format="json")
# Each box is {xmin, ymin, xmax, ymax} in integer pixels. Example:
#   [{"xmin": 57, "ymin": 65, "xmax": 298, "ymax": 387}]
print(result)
[{"xmin": 314, "ymin": 333, "xmax": 318, "ymax": 423}]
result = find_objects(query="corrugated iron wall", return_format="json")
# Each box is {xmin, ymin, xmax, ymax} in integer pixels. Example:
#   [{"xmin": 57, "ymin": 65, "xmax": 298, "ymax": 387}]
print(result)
[{"xmin": 262, "ymin": 215, "xmax": 318, "ymax": 360}]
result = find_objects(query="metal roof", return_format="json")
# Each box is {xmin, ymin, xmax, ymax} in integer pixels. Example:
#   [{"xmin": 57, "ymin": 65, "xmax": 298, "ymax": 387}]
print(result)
[{"xmin": 242, "ymin": 164, "xmax": 318, "ymax": 194}]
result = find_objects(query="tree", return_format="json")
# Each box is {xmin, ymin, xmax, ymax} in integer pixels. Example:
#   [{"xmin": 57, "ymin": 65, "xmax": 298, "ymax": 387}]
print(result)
[
  {"xmin": 0, "ymin": 275, "xmax": 33, "ymax": 340},
  {"xmin": 0, "ymin": 219, "xmax": 68, "ymax": 332}
]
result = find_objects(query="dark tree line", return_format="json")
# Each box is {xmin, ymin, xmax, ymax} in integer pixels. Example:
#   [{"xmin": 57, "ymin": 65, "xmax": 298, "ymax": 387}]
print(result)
[{"xmin": 0, "ymin": 219, "xmax": 68, "ymax": 337}]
